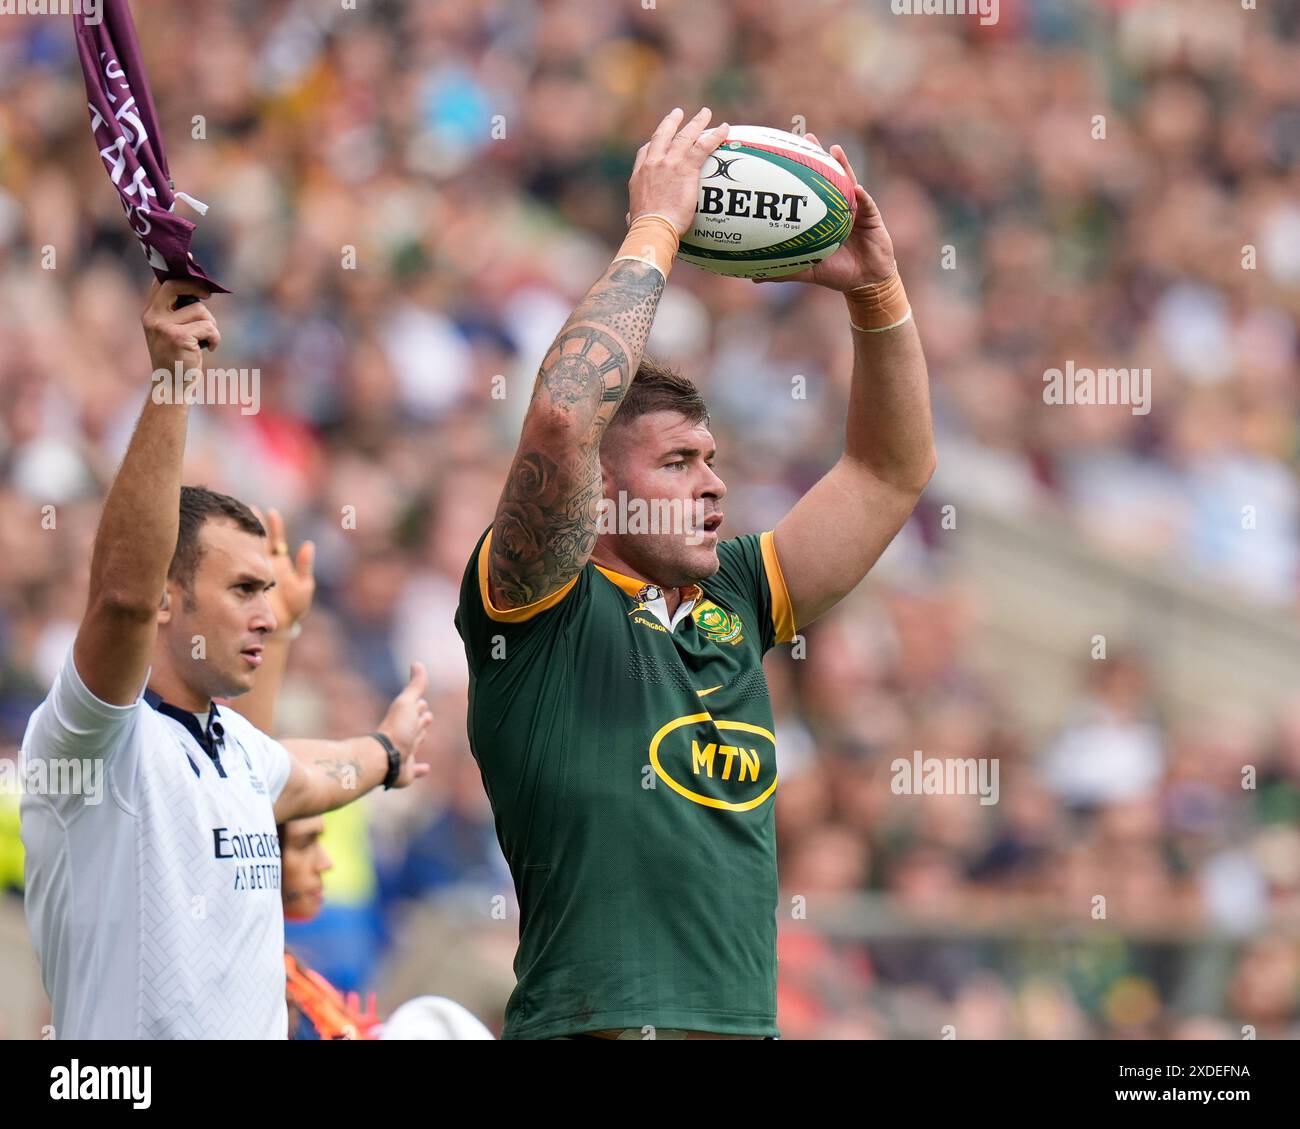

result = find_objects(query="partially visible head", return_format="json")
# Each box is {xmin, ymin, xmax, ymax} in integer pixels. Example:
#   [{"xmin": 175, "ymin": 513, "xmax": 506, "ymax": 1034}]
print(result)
[
  {"xmin": 598, "ymin": 356, "xmax": 727, "ymax": 587},
  {"xmin": 157, "ymin": 485, "xmax": 275, "ymax": 701},
  {"xmin": 277, "ymin": 816, "xmax": 333, "ymax": 922}
]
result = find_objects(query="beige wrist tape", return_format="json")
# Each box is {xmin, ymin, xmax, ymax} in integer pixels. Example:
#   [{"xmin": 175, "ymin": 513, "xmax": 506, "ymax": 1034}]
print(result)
[
  {"xmin": 614, "ymin": 213, "xmax": 680, "ymax": 279},
  {"xmin": 845, "ymin": 265, "xmax": 912, "ymax": 332}
]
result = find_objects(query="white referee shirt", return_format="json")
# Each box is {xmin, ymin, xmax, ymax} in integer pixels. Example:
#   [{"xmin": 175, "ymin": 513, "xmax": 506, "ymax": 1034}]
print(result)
[{"xmin": 20, "ymin": 647, "xmax": 293, "ymax": 1039}]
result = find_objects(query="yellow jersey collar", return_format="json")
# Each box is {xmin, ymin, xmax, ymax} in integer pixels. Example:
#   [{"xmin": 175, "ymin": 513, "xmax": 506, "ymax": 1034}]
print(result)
[{"xmin": 592, "ymin": 562, "xmax": 703, "ymax": 605}]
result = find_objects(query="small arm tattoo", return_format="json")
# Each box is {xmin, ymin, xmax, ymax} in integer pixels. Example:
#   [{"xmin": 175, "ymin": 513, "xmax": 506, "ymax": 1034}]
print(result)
[{"xmin": 314, "ymin": 755, "xmax": 361, "ymax": 790}]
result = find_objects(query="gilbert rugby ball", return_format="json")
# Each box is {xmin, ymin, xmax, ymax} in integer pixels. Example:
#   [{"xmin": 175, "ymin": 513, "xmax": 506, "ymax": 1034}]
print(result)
[{"xmin": 677, "ymin": 125, "xmax": 857, "ymax": 279}]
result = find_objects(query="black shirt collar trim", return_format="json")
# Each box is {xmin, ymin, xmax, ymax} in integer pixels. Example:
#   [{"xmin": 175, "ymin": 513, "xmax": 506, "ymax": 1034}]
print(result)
[{"xmin": 143, "ymin": 688, "xmax": 227, "ymax": 774}]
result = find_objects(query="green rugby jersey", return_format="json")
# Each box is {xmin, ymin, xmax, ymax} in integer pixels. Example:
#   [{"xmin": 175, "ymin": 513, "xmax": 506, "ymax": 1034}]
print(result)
[{"xmin": 455, "ymin": 524, "xmax": 797, "ymax": 1039}]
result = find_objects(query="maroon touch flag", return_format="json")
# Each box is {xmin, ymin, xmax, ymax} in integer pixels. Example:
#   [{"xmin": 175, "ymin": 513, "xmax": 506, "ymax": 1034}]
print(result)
[{"xmin": 73, "ymin": 0, "xmax": 228, "ymax": 294}]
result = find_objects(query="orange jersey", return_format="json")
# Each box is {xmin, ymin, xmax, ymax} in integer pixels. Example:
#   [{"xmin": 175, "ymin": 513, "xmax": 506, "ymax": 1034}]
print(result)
[{"xmin": 285, "ymin": 952, "xmax": 382, "ymax": 1040}]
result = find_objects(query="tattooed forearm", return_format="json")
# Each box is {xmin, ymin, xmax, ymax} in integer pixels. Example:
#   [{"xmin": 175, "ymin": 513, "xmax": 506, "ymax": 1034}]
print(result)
[
  {"xmin": 313, "ymin": 755, "xmax": 361, "ymax": 790},
  {"xmin": 538, "ymin": 325, "xmax": 627, "ymax": 419},
  {"xmin": 532, "ymin": 261, "xmax": 665, "ymax": 423},
  {"xmin": 573, "ymin": 259, "xmax": 666, "ymax": 354},
  {"xmin": 490, "ymin": 257, "xmax": 667, "ymax": 609}
]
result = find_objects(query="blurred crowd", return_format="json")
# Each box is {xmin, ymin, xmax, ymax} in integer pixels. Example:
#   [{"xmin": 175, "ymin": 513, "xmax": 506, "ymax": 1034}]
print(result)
[{"xmin": 1, "ymin": 0, "xmax": 1298, "ymax": 1038}]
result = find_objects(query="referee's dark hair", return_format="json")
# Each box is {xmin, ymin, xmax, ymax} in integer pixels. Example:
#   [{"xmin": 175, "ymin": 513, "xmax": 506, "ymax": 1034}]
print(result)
[{"xmin": 169, "ymin": 485, "xmax": 266, "ymax": 610}]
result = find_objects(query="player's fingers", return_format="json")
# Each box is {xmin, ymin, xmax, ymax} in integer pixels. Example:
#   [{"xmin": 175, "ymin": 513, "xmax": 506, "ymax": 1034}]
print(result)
[
  {"xmin": 632, "ymin": 142, "xmax": 649, "ymax": 176},
  {"xmin": 670, "ymin": 106, "xmax": 712, "ymax": 156},
  {"xmin": 804, "ymin": 131, "xmax": 820, "ymax": 148},
  {"xmin": 857, "ymin": 186, "xmax": 880, "ymax": 221},
  {"xmin": 832, "ymin": 144, "xmax": 861, "ymax": 189},
  {"xmin": 646, "ymin": 107, "xmax": 684, "ymax": 161},
  {"xmin": 690, "ymin": 122, "xmax": 729, "ymax": 165},
  {"xmin": 296, "ymin": 540, "xmax": 316, "ymax": 579},
  {"xmin": 265, "ymin": 508, "xmax": 285, "ymax": 545}
]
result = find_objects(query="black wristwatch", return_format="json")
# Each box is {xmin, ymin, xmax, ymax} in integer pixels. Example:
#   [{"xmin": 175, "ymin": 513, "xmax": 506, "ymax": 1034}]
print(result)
[{"xmin": 372, "ymin": 731, "xmax": 401, "ymax": 790}]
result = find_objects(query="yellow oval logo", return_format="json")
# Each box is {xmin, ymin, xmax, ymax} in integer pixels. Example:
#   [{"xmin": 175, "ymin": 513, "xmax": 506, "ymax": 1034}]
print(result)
[{"xmin": 648, "ymin": 712, "xmax": 778, "ymax": 812}]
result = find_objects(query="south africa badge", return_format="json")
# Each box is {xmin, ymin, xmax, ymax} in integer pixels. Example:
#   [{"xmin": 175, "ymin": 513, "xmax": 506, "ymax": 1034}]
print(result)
[{"xmin": 692, "ymin": 601, "xmax": 744, "ymax": 645}]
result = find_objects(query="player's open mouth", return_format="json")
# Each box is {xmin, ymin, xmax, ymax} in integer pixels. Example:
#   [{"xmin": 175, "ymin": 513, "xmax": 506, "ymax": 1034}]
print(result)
[
  {"xmin": 703, "ymin": 514, "xmax": 724, "ymax": 534},
  {"xmin": 241, "ymin": 646, "xmax": 263, "ymax": 667}
]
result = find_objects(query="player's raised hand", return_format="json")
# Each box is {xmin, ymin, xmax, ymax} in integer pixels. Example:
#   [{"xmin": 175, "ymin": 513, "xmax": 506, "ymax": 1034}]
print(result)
[
  {"xmin": 142, "ymin": 279, "xmax": 219, "ymax": 374},
  {"xmin": 376, "ymin": 662, "xmax": 434, "ymax": 787},
  {"xmin": 628, "ymin": 107, "xmax": 729, "ymax": 236},
  {"xmin": 755, "ymin": 136, "xmax": 896, "ymax": 291}
]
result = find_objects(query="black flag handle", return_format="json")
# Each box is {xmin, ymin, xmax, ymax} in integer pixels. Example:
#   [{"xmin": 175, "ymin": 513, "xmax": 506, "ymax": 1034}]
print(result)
[{"xmin": 173, "ymin": 292, "xmax": 212, "ymax": 351}]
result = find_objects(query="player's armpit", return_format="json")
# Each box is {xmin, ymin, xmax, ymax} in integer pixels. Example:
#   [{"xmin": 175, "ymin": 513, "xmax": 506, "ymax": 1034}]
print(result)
[
  {"xmin": 487, "ymin": 429, "xmax": 603, "ymax": 613},
  {"xmin": 480, "ymin": 529, "xmax": 579, "ymax": 623},
  {"xmin": 25, "ymin": 647, "xmax": 144, "ymax": 767},
  {"xmin": 759, "ymin": 531, "xmax": 798, "ymax": 646}
]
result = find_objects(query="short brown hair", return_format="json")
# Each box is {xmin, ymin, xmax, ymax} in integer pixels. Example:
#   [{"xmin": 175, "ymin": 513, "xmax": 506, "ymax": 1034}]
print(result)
[
  {"xmin": 169, "ymin": 485, "xmax": 265, "ymax": 608},
  {"xmin": 608, "ymin": 355, "xmax": 710, "ymax": 432}
]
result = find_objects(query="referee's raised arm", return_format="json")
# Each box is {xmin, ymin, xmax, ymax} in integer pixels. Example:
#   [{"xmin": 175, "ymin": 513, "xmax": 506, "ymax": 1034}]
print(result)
[
  {"xmin": 73, "ymin": 280, "xmax": 220, "ymax": 707},
  {"xmin": 486, "ymin": 107, "xmax": 728, "ymax": 612}
]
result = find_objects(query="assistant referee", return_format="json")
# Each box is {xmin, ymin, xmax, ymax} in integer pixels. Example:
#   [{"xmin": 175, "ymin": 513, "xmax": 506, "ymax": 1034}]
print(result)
[{"xmin": 20, "ymin": 281, "xmax": 432, "ymax": 1039}]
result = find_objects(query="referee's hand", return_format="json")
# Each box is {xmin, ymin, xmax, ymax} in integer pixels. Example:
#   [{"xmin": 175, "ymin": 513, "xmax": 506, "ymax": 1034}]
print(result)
[
  {"xmin": 143, "ymin": 279, "xmax": 219, "ymax": 375},
  {"xmin": 376, "ymin": 662, "xmax": 433, "ymax": 788}
]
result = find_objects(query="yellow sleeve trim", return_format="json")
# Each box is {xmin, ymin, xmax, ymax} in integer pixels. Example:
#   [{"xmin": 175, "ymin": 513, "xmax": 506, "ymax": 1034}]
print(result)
[
  {"xmin": 478, "ymin": 529, "xmax": 579, "ymax": 623},
  {"xmin": 760, "ymin": 530, "xmax": 797, "ymax": 646}
]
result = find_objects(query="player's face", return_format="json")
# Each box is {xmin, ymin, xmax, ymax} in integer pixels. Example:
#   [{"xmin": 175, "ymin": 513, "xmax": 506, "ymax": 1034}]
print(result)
[
  {"xmin": 281, "ymin": 816, "xmax": 332, "ymax": 922},
  {"xmin": 601, "ymin": 411, "xmax": 727, "ymax": 587},
  {"xmin": 163, "ymin": 520, "xmax": 277, "ymax": 700}
]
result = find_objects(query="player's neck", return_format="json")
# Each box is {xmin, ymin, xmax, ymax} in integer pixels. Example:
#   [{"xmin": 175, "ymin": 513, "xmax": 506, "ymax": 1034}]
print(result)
[{"xmin": 147, "ymin": 661, "xmax": 211, "ymax": 713}]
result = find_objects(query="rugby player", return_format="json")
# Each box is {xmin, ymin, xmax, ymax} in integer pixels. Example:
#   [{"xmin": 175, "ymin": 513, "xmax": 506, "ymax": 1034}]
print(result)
[
  {"xmin": 455, "ymin": 108, "xmax": 935, "ymax": 1038},
  {"xmin": 20, "ymin": 281, "xmax": 433, "ymax": 1039}
]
